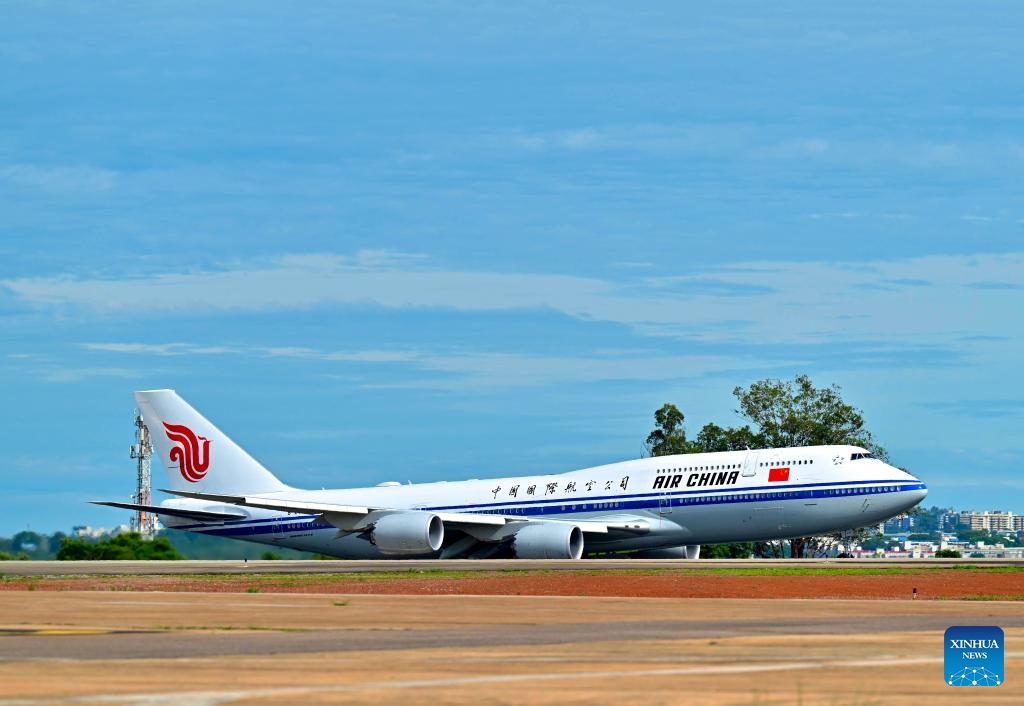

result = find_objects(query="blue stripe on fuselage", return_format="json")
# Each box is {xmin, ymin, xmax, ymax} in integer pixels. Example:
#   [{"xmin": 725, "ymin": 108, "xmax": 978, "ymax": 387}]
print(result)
[{"xmin": 177, "ymin": 480, "xmax": 926, "ymax": 538}]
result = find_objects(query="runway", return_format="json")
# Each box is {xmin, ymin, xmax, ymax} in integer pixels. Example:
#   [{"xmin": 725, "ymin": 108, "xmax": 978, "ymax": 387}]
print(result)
[
  {"xmin": 4, "ymin": 557, "xmax": 1024, "ymax": 575},
  {"xmin": 0, "ymin": 592, "xmax": 1021, "ymax": 704},
  {"xmin": 8, "ymin": 610, "xmax": 1024, "ymax": 662}
]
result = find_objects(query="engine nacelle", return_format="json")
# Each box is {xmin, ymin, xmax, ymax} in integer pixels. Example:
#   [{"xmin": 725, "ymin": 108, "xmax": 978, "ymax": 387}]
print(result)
[
  {"xmin": 512, "ymin": 523, "xmax": 584, "ymax": 559},
  {"xmin": 370, "ymin": 511, "xmax": 444, "ymax": 556},
  {"xmin": 685, "ymin": 544, "xmax": 700, "ymax": 560}
]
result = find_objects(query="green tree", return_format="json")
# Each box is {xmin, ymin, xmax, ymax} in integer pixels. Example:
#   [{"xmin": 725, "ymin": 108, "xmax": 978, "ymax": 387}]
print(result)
[
  {"xmin": 11, "ymin": 531, "xmax": 46, "ymax": 558},
  {"xmin": 700, "ymin": 542, "xmax": 754, "ymax": 558},
  {"xmin": 860, "ymin": 534, "xmax": 891, "ymax": 551},
  {"xmin": 644, "ymin": 403, "xmax": 691, "ymax": 457},
  {"xmin": 956, "ymin": 528, "xmax": 999, "ymax": 545},
  {"xmin": 57, "ymin": 533, "xmax": 184, "ymax": 560},
  {"xmin": 691, "ymin": 422, "xmax": 760, "ymax": 453},
  {"xmin": 732, "ymin": 375, "xmax": 887, "ymax": 460}
]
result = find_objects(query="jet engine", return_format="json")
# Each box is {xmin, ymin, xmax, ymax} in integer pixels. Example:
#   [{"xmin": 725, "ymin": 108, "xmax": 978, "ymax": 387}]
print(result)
[
  {"xmin": 512, "ymin": 523, "xmax": 584, "ymax": 559},
  {"xmin": 370, "ymin": 511, "xmax": 444, "ymax": 556}
]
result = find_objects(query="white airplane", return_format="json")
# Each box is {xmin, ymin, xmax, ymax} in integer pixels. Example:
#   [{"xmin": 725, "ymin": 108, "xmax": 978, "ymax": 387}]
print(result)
[{"xmin": 96, "ymin": 389, "xmax": 928, "ymax": 559}]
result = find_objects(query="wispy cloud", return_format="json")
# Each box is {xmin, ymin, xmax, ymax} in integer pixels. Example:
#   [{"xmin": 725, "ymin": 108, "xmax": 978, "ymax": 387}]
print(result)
[
  {"xmin": 922, "ymin": 399, "xmax": 1024, "ymax": 419},
  {"xmin": 484, "ymin": 123, "xmax": 1024, "ymax": 172},
  {"xmin": 0, "ymin": 164, "xmax": 116, "ymax": 194},
  {"xmin": 497, "ymin": 124, "xmax": 758, "ymax": 156},
  {"xmin": 82, "ymin": 342, "xmax": 237, "ymax": 356},
  {"xmin": 82, "ymin": 342, "xmax": 423, "ymax": 364},
  {"xmin": 8, "ymin": 251, "xmax": 1024, "ymax": 350},
  {"xmin": 39, "ymin": 366, "xmax": 145, "ymax": 383},
  {"xmin": 82, "ymin": 339, "xmax": 797, "ymax": 388},
  {"xmin": 80, "ymin": 338, "xmax": 960, "ymax": 390},
  {"xmin": 964, "ymin": 282, "xmax": 1024, "ymax": 291}
]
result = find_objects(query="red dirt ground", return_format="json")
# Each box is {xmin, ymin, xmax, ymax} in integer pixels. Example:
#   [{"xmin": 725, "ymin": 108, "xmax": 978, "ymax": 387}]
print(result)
[{"xmin": 2, "ymin": 571, "xmax": 1023, "ymax": 599}]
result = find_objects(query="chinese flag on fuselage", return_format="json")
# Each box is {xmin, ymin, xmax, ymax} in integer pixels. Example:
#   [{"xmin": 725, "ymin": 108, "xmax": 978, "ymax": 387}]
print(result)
[{"xmin": 768, "ymin": 467, "xmax": 790, "ymax": 482}]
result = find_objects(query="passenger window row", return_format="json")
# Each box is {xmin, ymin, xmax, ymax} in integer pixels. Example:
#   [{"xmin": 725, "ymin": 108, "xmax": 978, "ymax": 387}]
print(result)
[
  {"xmin": 660, "ymin": 463, "xmax": 742, "ymax": 473},
  {"xmin": 825, "ymin": 485, "xmax": 896, "ymax": 495},
  {"xmin": 678, "ymin": 490, "xmax": 798, "ymax": 504}
]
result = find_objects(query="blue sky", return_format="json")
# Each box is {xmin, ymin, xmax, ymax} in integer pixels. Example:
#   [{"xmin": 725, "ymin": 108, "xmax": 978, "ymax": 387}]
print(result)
[{"xmin": 1, "ymin": 3, "xmax": 1022, "ymax": 535}]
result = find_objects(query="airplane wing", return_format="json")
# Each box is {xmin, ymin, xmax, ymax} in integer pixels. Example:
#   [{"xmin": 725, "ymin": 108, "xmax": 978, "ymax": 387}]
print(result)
[
  {"xmin": 91, "ymin": 501, "xmax": 247, "ymax": 523},
  {"xmin": 161, "ymin": 489, "xmax": 649, "ymax": 534}
]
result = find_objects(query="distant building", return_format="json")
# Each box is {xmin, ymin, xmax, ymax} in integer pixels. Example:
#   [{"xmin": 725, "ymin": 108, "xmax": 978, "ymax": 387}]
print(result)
[
  {"xmin": 72, "ymin": 525, "xmax": 130, "ymax": 539},
  {"xmin": 884, "ymin": 514, "xmax": 914, "ymax": 534},
  {"xmin": 958, "ymin": 510, "xmax": 1020, "ymax": 532},
  {"xmin": 939, "ymin": 511, "xmax": 961, "ymax": 531}
]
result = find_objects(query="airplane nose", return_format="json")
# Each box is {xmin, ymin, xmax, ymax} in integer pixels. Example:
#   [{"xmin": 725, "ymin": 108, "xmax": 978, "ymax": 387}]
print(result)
[
  {"xmin": 903, "ymin": 483, "xmax": 928, "ymax": 510},
  {"xmin": 891, "ymin": 465, "xmax": 927, "ymax": 506}
]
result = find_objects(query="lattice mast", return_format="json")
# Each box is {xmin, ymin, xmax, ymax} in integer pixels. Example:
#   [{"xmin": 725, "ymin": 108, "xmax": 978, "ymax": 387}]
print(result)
[{"xmin": 129, "ymin": 410, "xmax": 158, "ymax": 539}]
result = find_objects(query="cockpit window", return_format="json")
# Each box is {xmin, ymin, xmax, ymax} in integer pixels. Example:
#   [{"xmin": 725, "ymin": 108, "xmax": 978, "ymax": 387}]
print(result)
[{"xmin": 850, "ymin": 452, "xmax": 873, "ymax": 461}]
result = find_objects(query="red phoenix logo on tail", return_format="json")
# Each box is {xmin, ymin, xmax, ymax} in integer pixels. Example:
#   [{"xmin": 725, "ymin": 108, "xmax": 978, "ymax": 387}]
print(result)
[{"xmin": 163, "ymin": 422, "xmax": 211, "ymax": 483}]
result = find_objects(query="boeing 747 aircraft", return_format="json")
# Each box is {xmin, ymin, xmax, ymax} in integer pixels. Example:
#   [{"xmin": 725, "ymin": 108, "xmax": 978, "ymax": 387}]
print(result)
[{"xmin": 97, "ymin": 390, "xmax": 928, "ymax": 559}]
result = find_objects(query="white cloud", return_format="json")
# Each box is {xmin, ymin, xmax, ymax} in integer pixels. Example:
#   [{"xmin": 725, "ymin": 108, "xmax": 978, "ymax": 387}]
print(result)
[
  {"xmin": 375, "ymin": 350, "xmax": 786, "ymax": 389},
  {"xmin": 81, "ymin": 340, "xmax": 792, "ymax": 389},
  {"xmin": 804, "ymin": 212, "xmax": 860, "ymax": 220},
  {"xmin": 82, "ymin": 342, "xmax": 238, "ymax": 356},
  {"xmin": 2, "ymin": 254, "xmax": 614, "ymax": 316},
  {"xmin": 82, "ymin": 342, "xmax": 422, "ymax": 365},
  {"xmin": 488, "ymin": 124, "xmax": 1022, "ymax": 170},
  {"xmin": 562, "ymin": 128, "xmax": 602, "ymax": 150},
  {"xmin": 40, "ymin": 366, "xmax": 144, "ymax": 383},
  {"xmin": 497, "ymin": 124, "xmax": 757, "ymax": 156},
  {"xmin": 0, "ymin": 164, "xmax": 116, "ymax": 194},
  {"xmin": 9, "ymin": 251, "xmax": 1024, "ymax": 350},
  {"xmin": 277, "ymin": 249, "xmax": 427, "ymax": 270}
]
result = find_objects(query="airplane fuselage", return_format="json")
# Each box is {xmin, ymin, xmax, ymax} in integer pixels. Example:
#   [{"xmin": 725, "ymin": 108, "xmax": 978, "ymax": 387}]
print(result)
[{"xmin": 160, "ymin": 444, "xmax": 927, "ymax": 558}]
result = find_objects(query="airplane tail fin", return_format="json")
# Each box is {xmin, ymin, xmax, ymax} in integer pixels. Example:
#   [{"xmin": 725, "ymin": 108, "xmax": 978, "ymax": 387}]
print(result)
[{"xmin": 134, "ymin": 389, "xmax": 290, "ymax": 495}]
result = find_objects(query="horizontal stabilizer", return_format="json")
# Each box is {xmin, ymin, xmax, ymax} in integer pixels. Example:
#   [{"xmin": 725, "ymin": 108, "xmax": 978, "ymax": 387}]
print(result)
[{"xmin": 92, "ymin": 501, "xmax": 247, "ymax": 523}]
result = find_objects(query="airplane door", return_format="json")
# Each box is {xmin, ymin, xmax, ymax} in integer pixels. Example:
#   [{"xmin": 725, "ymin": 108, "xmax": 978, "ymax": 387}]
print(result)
[
  {"xmin": 659, "ymin": 494, "xmax": 672, "ymax": 516},
  {"xmin": 742, "ymin": 450, "xmax": 759, "ymax": 477}
]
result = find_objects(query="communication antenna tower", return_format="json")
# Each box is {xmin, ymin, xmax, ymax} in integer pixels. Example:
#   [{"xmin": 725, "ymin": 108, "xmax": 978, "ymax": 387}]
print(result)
[{"xmin": 129, "ymin": 410, "xmax": 158, "ymax": 539}]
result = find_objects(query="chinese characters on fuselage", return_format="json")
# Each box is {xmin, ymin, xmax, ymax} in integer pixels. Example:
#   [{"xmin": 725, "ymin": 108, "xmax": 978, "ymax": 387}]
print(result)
[{"xmin": 491, "ymin": 477, "xmax": 630, "ymax": 500}]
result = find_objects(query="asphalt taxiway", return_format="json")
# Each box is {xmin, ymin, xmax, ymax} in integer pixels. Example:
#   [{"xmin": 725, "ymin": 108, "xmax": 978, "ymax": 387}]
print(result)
[{"xmin": 0, "ymin": 592, "xmax": 1021, "ymax": 704}]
